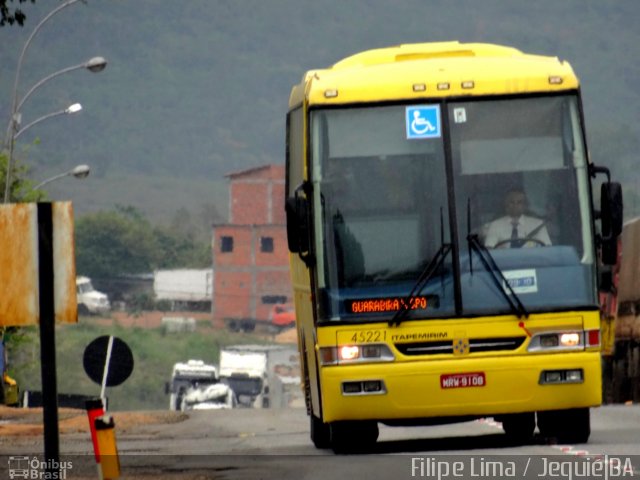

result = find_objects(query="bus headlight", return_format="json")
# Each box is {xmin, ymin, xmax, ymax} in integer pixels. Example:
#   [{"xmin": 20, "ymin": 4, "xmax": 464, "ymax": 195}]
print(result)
[
  {"xmin": 528, "ymin": 331, "xmax": 584, "ymax": 352},
  {"xmin": 340, "ymin": 345, "xmax": 360, "ymax": 361},
  {"xmin": 319, "ymin": 344, "xmax": 395, "ymax": 365},
  {"xmin": 559, "ymin": 332, "xmax": 581, "ymax": 347}
]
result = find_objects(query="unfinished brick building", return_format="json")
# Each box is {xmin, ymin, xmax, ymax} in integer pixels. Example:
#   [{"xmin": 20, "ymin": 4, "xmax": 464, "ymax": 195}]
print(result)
[{"xmin": 211, "ymin": 165, "xmax": 292, "ymax": 329}]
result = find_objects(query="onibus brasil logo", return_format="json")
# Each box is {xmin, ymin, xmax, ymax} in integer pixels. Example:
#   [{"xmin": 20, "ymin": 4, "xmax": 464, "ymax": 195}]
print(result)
[{"xmin": 8, "ymin": 456, "xmax": 72, "ymax": 479}]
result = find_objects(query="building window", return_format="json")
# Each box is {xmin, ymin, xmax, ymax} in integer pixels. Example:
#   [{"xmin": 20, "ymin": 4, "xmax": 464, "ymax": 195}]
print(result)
[
  {"xmin": 220, "ymin": 236, "xmax": 234, "ymax": 253},
  {"xmin": 260, "ymin": 236, "xmax": 274, "ymax": 253},
  {"xmin": 262, "ymin": 295, "xmax": 287, "ymax": 304}
]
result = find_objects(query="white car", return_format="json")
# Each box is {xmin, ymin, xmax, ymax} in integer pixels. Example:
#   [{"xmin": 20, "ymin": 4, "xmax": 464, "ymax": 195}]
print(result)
[
  {"xmin": 181, "ymin": 383, "xmax": 236, "ymax": 411},
  {"xmin": 76, "ymin": 276, "xmax": 111, "ymax": 315}
]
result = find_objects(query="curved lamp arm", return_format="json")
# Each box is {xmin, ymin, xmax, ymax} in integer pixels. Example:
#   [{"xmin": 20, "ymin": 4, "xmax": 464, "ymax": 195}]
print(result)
[
  {"xmin": 33, "ymin": 164, "xmax": 90, "ymax": 190},
  {"xmin": 14, "ymin": 103, "xmax": 82, "ymax": 141}
]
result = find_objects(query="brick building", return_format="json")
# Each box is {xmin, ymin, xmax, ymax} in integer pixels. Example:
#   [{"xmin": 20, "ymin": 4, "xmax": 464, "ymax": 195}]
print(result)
[{"xmin": 211, "ymin": 165, "xmax": 292, "ymax": 327}]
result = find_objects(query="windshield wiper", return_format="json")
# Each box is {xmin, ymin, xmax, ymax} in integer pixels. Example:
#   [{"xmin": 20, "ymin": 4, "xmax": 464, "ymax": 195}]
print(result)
[
  {"xmin": 388, "ymin": 243, "xmax": 451, "ymax": 327},
  {"xmin": 465, "ymin": 198, "xmax": 528, "ymax": 319},
  {"xmin": 390, "ymin": 208, "xmax": 451, "ymax": 327},
  {"xmin": 467, "ymin": 233, "xmax": 529, "ymax": 319}
]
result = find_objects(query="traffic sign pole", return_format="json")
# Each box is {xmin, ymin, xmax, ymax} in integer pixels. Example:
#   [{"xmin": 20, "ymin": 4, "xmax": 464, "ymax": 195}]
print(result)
[{"xmin": 100, "ymin": 335, "xmax": 114, "ymax": 403}]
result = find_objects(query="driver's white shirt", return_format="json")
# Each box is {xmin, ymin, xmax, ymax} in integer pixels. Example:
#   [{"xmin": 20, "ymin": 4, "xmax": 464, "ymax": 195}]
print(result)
[{"xmin": 483, "ymin": 214, "xmax": 551, "ymax": 248}]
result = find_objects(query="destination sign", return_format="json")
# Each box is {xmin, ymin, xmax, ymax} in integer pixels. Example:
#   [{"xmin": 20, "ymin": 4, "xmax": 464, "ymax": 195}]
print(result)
[{"xmin": 347, "ymin": 296, "xmax": 428, "ymax": 314}]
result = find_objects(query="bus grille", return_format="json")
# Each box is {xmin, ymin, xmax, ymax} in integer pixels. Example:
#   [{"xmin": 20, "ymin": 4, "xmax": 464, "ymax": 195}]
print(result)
[{"xmin": 395, "ymin": 336, "xmax": 527, "ymax": 355}]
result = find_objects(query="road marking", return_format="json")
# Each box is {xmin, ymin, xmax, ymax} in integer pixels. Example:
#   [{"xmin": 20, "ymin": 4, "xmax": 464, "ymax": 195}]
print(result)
[{"xmin": 476, "ymin": 419, "xmax": 640, "ymax": 475}]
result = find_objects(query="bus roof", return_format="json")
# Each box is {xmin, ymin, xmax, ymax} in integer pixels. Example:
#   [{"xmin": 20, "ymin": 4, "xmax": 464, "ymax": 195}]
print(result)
[{"xmin": 289, "ymin": 41, "xmax": 578, "ymax": 107}]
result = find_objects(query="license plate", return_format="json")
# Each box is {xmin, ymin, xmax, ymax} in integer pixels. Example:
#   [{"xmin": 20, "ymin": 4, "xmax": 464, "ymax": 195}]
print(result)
[{"xmin": 440, "ymin": 372, "xmax": 486, "ymax": 389}]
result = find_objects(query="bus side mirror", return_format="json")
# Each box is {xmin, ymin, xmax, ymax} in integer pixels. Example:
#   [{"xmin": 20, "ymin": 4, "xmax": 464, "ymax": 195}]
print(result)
[
  {"xmin": 600, "ymin": 181, "xmax": 623, "ymax": 265},
  {"xmin": 285, "ymin": 196, "xmax": 305, "ymax": 253},
  {"xmin": 286, "ymin": 183, "xmax": 314, "ymax": 266}
]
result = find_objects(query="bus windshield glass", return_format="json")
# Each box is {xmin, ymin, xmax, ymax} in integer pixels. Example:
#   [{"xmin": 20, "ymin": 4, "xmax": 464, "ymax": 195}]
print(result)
[
  {"xmin": 311, "ymin": 105, "xmax": 453, "ymax": 322},
  {"xmin": 450, "ymin": 95, "xmax": 596, "ymax": 316},
  {"xmin": 310, "ymin": 95, "xmax": 596, "ymax": 323}
]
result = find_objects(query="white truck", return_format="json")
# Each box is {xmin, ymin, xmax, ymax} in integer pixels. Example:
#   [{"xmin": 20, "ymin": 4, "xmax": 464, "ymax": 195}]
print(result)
[
  {"xmin": 166, "ymin": 359, "xmax": 235, "ymax": 411},
  {"xmin": 154, "ymin": 269, "xmax": 213, "ymax": 311},
  {"xmin": 218, "ymin": 345, "xmax": 300, "ymax": 408},
  {"xmin": 76, "ymin": 276, "xmax": 110, "ymax": 315}
]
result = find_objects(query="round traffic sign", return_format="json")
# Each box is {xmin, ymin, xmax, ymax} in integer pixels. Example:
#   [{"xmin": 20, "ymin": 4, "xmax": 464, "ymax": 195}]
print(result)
[{"xmin": 83, "ymin": 335, "xmax": 134, "ymax": 387}]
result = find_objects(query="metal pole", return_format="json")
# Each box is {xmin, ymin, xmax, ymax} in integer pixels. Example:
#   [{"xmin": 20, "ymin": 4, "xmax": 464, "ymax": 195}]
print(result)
[
  {"xmin": 32, "ymin": 164, "xmax": 90, "ymax": 191},
  {"xmin": 100, "ymin": 335, "xmax": 114, "ymax": 404},
  {"xmin": 32, "ymin": 172, "xmax": 69, "ymax": 191},
  {"xmin": 13, "ymin": 109, "xmax": 70, "ymax": 141},
  {"xmin": 37, "ymin": 202, "xmax": 60, "ymax": 478}
]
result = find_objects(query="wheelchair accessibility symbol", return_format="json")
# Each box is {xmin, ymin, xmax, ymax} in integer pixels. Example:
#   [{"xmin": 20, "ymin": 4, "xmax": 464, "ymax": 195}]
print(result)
[{"xmin": 406, "ymin": 105, "xmax": 441, "ymax": 139}]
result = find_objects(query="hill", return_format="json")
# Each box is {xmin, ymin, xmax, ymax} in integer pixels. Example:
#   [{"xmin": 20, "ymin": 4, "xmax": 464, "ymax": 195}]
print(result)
[{"xmin": 1, "ymin": 0, "xmax": 639, "ymax": 223}]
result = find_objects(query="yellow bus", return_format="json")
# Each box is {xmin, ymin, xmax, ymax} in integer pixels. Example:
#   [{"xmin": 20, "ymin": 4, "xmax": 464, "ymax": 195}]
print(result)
[{"xmin": 285, "ymin": 42, "xmax": 622, "ymax": 453}]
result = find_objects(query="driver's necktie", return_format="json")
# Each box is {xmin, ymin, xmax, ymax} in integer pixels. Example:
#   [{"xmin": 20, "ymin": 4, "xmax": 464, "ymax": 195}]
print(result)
[{"xmin": 510, "ymin": 221, "xmax": 519, "ymax": 248}]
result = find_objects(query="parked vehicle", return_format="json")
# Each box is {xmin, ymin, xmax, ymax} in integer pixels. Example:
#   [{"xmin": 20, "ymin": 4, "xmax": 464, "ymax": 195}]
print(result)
[
  {"xmin": 154, "ymin": 269, "xmax": 212, "ymax": 311},
  {"xmin": 76, "ymin": 276, "xmax": 110, "ymax": 315},
  {"xmin": 0, "ymin": 340, "xmax": 18, "ymax": 406},
  {"xmin": 225, "ymin": 303, "xmax": 296, "ymax": 333},
  {"xmin": 269, "ymin": 304, "xmax": 296, "ymax": 329},
  {"xmin": 601, "ymin": 218, "xmax": 640, "ymax": 403}
]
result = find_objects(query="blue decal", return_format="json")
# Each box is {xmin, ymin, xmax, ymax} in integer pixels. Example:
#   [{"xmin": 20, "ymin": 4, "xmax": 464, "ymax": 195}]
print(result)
[{"xmin": 406, "ymin": 105, "xmax": 441, "ymax": 139}]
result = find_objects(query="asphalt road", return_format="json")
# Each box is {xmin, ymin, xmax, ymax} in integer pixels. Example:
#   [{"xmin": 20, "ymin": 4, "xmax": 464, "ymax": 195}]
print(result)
[{"xmin": 2, "ymin": 405, "xmax": 639, "ymax": 479}]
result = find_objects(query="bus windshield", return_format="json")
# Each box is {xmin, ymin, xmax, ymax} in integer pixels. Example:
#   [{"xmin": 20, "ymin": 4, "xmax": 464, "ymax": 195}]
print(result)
[{"xmin": 310, "ymin": 95, "xmax": 596, "ymax": 323}]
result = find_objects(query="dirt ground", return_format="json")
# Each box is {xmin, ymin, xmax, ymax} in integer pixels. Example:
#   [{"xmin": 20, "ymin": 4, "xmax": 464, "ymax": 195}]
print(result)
[
  {"xmin": 0, "ymin": 405, "xmax": 186, "ymax": 437},
  {"xmin": 93, "ymin": 310, "xmax": 213, "ymax": 329},
  {"xmin": 91, "ymin": 309, "xmax": 299, "ymax": 344}
]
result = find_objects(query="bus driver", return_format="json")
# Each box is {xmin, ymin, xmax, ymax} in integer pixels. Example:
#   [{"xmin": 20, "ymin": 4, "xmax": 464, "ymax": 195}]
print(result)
[{"xmin": 483, "ymin": 189, "xmax": 551, "ymax": 248}]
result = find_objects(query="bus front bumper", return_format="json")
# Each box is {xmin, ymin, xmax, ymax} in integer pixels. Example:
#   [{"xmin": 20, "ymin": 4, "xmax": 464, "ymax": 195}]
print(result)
[{"xmin": 319, "ymin": 351, "xmax": 601, "ymax": 423}]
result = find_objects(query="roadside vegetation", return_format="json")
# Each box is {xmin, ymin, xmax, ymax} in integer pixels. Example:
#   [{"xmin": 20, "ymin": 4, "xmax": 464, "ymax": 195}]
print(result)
[{"xmin": 7, "ymin": 320, "xmax": 276, "ymax": 411}]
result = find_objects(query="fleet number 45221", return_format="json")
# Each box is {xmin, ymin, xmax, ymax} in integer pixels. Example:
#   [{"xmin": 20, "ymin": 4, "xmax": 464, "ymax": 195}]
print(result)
[{"xmin": 349, "ymin": 330, "xmax": 387, "ymax": 343}]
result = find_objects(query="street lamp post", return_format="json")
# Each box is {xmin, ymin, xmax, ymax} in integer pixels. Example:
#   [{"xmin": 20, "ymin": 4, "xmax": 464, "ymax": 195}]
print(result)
[
  {"xmin": 5, "ymin": 0, "xmax": 84, "ymax": 139},
  {"xmin": 2, "ymin": 0, "xmax": 106, "ymax": 203},
  {"xmin": 15, "ymin": 57, "xmax": 106, "ymax": 115},
  {"xmin": 4, "ymin": 103, "xmax": 83, "ymax": 200},
  {"xmin": 33, "ymin": 164, "xmax": 90, "ymax": 190},
  {"xmin": 0, "ymin": 1, "xmax": 104, "ymax": 476},
  {"xmin": 4, "ymin": 58, "xmax": 106, "ymax": 143}
]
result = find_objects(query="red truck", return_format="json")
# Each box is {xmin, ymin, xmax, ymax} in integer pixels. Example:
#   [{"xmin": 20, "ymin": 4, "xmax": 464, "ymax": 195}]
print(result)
[
  {"xmin": 224, "ymin": 303, "xmax": 295, "ymax": 333},
  {"xmin": 270, "ymin": 303, "xmax": 296, "ymax": 329}
]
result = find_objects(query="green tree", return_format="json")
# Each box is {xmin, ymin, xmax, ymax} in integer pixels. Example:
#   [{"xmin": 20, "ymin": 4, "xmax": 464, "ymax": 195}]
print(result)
[
  {"xmin": 154, "ymin": 224, "xmax": 211, "ymax": 269},
  {"xmin": 155, "ymin": 207, "xmax": 211, "ymax": 268},
  {"xmin": 75, "ymin": 206, "xmax": 160, "ymax": 278},
  {"xmin": 0, "ymin": 151, "xmax": 46, "ymax": 202},
  {"xmin": 0, "ymin": 0, "xmax": 34, "ymax": 26},
  {"xmin": 75, "ymin": 206, "xmax": 211, "ymax": 279}
]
